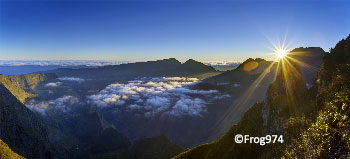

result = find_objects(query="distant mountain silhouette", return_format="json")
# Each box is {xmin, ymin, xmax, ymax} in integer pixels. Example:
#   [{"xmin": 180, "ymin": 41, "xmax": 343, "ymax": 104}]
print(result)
[
  {"xmin": 46, "ymin": 58, "xmax": 216, "ymax": 79},
  {"xmin": 204, "ymin": 58, "xmax": 274, "ymax": 85},
  {"xmin": 288, "ymin": 47, "xmax": 326, "ymax": 85},
  {"xmin": 182, "ymin": 59, "xmax": 216, "ymax": 73}
]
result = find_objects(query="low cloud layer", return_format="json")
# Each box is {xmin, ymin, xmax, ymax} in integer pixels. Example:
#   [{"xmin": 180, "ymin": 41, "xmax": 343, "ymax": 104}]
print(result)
[
  {"xmin": 26, "ymin": 95, "xmax": 79, "ymax": 114},
  {"xmin": 204, "ymin": 61, "xmax": 241, "ymax": 66},
  {"xmin": 88, "ymin": 77, "xmax": 229, "ymax": 118},
  {"xmin": 0, "ymin": 60, "xmax": 131, "ymax": 66},
  {"xmin": 58, "ymin": 77, "xmax": 85, "ymax": 83},
  {"xmin": 45, "ymin": 82, "xmax": 62, "ymax": 87}
]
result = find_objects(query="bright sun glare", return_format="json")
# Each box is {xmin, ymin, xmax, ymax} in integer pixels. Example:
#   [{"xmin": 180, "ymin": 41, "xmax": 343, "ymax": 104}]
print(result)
[{"xmin": 276, "ymin": 49, "xmax": 288, "ymax": 59}]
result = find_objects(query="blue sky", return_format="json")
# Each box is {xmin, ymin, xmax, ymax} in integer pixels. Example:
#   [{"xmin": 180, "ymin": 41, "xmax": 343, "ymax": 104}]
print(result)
[{"xmin": 0, "ymin": 0, "xmax": 349, "ymax": 62}]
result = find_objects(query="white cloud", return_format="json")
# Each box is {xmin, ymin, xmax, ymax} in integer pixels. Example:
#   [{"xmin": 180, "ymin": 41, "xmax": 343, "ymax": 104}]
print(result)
[
  {"xmin": 58, "ymin": 77, "xmax": 85, "ymax": 83},
  {"xmin": 167, "ymin": 97, "xmax": 207, "ymax": 117},
  {"xmin": 48, "ymin": 95, "xmax": 79, "ymax": 110},
  {"xmin": 45, "ymin": 82, "xmax": 62, "ymax": 87},
  {"xmin": 26, "ymin": 95, "xmax": 79, "ymax": 114},
  {"xmin": 25, "ymin": 99, "xmax": 49, "ymax": 115},
  {"xmin": 203, "ymin": 61, "xmax": 241, "ymax": 66},
  {"xmin": 88, "ymin": 77, "xmax": 229, "ymax": 118}
]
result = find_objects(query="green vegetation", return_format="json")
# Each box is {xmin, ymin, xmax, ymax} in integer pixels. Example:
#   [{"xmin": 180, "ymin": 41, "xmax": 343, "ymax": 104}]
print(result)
[
  {"xmin": 0, "ymin": 73, "xmax": 56, "ymax": 103},
  {"xmin": 0, "ymin": 139, "xmax": 24, "ymax": 159},
  {"xmin": 174, "ymin": 35, "xmax": 350, "ymax": 159},
  {"xmin": 6, "ymin": 73, "xmax": 56, "ymax": 91},
  {"xmin": 284, "ymin": 35, "xmax": 350, "ymax": 159},
  {"xmin": 0, "ymin": 75, "xmax": 36, "ymax": 103}
]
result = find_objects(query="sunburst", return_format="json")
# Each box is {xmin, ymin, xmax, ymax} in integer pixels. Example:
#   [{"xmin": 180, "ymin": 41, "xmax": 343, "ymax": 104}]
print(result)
[{"xmin": 276, "ymin": 48, "xmax": 288, "ymax": 59}]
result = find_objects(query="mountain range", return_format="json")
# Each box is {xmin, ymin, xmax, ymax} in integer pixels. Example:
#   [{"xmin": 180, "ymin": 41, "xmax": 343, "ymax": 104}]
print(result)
[{"xmin": 0, "ymin": 37, "xmax": 342, "ymax": 159}]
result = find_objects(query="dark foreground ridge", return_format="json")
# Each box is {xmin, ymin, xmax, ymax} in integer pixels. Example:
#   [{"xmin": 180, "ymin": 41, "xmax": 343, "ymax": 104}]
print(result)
[{"xmin": 0, "ymin": 83, "xmax": 56, "ymax": 159}]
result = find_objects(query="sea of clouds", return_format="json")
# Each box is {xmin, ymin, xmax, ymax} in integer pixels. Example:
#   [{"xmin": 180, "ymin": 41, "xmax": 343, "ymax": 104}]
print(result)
[
  {"xmin": 26, "ymin": 77, "xmax": 230, "ymax": 118},
  {"xmin": 88, "ymin": 77, "xmax": 229, "ymax": 118},
  {"xmin": 0, "ymin": 60, "xmax": 131, "ymax": 66},
  {"xmin": 0, "ymin": 60, "xmax": 241, "ymax": 67}
]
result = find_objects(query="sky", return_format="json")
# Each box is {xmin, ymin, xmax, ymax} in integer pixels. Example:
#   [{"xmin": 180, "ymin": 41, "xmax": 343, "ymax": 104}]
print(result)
[{"xmin": 0, "ymin": 0, "xmax": 349, "ymax": 62}]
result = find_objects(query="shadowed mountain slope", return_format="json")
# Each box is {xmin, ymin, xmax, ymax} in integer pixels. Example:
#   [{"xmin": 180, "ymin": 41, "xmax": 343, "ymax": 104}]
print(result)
[
  {"xmin": 129, "ymin": 135, "xmax": 184, "ymax": 159},
  {"xmin": 0, "ymin": 83, "xmax": 56, "ymax": 159},
  {"xmin": 288, "ymin": 47, "xmax": 326, "ymax": 85}
]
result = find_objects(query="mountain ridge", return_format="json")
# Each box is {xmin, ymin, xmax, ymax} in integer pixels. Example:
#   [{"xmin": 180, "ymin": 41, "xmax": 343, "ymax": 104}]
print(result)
[
  {"xmin": 45, "ymin": 58, "xmax": 217, "ymax": 79},
  {"xmin": 173, "ymin": 34, "xmax": 350, "ymax": 159}
]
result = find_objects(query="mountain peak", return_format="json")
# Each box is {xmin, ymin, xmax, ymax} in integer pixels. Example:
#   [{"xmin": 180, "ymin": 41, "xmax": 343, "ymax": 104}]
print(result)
[
  {"xmin": 156, "ymin": 58, "xmax": 181, "ymax": 64},
  {"xmin": 183, "ymin": 59, "xmax": 197, "ymax": 64},
  {"xmin": 182, "ymin": 59, "xmax": 216, "ymax": 72}
]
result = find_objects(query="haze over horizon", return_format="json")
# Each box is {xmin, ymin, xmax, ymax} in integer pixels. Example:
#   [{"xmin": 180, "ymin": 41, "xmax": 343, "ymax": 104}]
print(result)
[{"xmin": 1, "ymin": 0, "xmax": 349, "ymax": 62}]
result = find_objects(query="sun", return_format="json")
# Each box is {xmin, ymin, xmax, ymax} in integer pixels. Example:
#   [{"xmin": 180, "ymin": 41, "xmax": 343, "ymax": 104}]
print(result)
[{"xmin": 276, "ymin": 49, "xmax": 288, "ymax": 59}]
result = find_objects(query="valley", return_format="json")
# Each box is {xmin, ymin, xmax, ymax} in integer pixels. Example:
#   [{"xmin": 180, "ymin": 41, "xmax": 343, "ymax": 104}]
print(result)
[{"xmin": 0, "ymin": 44, "xmax": 329, "ymax": 158}]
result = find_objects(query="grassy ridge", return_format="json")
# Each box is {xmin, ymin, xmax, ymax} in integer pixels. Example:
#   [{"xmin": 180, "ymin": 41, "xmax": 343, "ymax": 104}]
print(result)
[
  {"xmin": 0, "ymin": 139, "xmax": 24, "ymax": 159},
  {"xmin": 0, "ymin": 73, "xmax": 56, "ymax": 103},
  {"xmin": 0, "ymin": 75, "xmax": 36, "ymax": 103}
]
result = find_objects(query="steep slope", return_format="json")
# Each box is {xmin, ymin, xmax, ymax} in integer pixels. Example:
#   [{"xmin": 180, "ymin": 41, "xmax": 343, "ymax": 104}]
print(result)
[
  {"xmin": 0, "ymin": 73, "xmax": 57, "ymax": 103},
  {"xmin": 0, "ymin": 83, "xmax": 55, "ymax": 159},
  {"xmin": 5, "ymin": 73, "xmax": 57, "ymax": 92},
  {"xmin": 173, "ymin": 35, "xmax": 350, "ymax": 159},
  {"xmin": 0, "ymin": 75, "xmax": 35, "ymax": 103},
  {"xmin": 284, "ymin": 35, "xmax": 350, "ymax": 158},
  {"xmin": 0, "ymin": 139, "xmax": 24, "ymax": 159}
]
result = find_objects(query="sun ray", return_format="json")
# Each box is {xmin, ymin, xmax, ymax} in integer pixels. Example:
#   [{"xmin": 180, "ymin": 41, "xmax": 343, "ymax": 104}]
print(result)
[
  {"xmin": 209, "ymin": 61, "xmax": 277, "ymax": 139},
  {"xmin": 208, "ymin": 35, "xmax": 296, "ymax": 140},
  {"xmin": 284, "ymin": 54, "xmax": 320, "ymax": 72}
]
